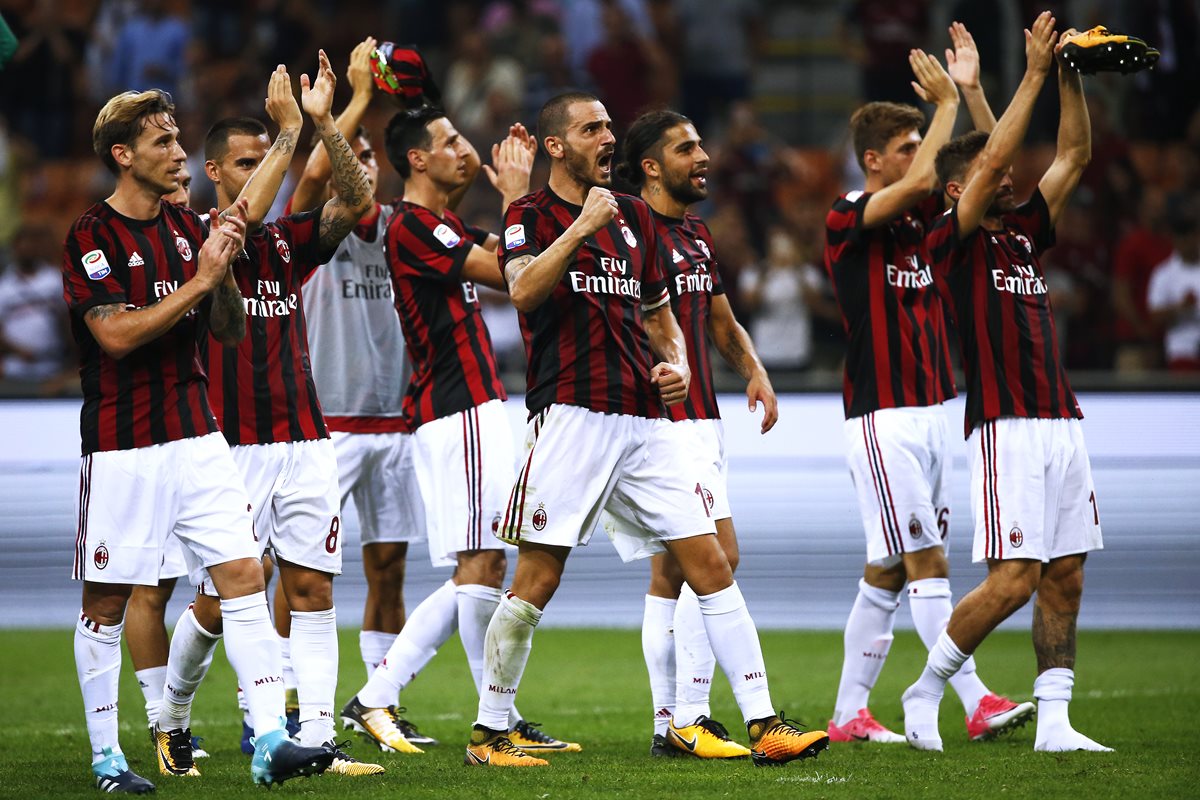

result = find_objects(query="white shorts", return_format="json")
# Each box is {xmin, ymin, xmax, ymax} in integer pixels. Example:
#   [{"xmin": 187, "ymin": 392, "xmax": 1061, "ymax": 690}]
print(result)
[
  {"xmin": 500, "ymin": 404, "xmax": 717, "ymax": 562},
  {"xmin": 333, "ymin": 430, "xmax": 425, "ymax": 546},
  {"xmin": 413, "ymin": 400, "xmax": 514, "ymax": 567},
  {"xmin": 600, "ymin": 418, "xmax": 730, "ymax": 559},
  {"xmin": 159, "ymin": 533, "xmax": 189, "ymax": 581},
  {"xmin": 72, "ymin": 433, "xmax": 257, "ymax": 586},
  {"xmin": 845, "ymin": 406, "xmax": 952, "ymax": 567},
  {"xmin": 969, "ymin": 417, "xmax": 1104, "ymax": 562}
]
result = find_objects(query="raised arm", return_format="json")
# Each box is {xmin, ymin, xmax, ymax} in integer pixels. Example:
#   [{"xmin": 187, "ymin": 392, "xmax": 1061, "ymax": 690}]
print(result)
[
  {"xmin": 642, "ymin": 303, "xmax": 690, "ymax": 407},
  {"xmin": 947, "ymin": 22, "xmax": 996, "ymax": 132},
  {"xmin": 484, "ymin": 124, "xmax": 538, "ymax": 212},
  {"xmin": 1038, "ymin": 30, "xmax": 1092, "ymax": 227},
  {"xmin": 505, "ymin": 186, "xmax": 618, "ymax": 312},
  {"xmin": 302, "ymin": 50, "xmax": 374, "ymax": 252},
  {"xmin": 861, "ymin": 50, "xmax": 959, "ymax": 229},
  {"xmin": 291, "ymin": 37, "xmax": 376, "ymax": 213},
  {"xmin": 229, "ymin": 66, "xmax": 304, "ymax": 228},
  {"xmin": 954, "ymin": 11, "xmax": 1056, "ymax": 239},
  {"xmin": 706, "ymin": 294, "xmax": 777, "ymax": 432}
]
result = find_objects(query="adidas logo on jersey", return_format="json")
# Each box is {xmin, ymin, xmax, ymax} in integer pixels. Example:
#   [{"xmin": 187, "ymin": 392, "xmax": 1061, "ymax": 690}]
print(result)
[
  {"xmin": 672, "ymin": 248, "xmax": 685, "ymax": 263},
  {"xmin": 128, "ymin": 252, "xmax": 145, "ymax": 268}
]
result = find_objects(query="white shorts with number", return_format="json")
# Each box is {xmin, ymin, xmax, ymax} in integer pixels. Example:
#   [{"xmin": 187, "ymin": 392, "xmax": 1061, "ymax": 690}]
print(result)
[
  {"xmin": 72, "ymin": 432, "xmax": 257, "ymax": 586},
  {"xmin": 333, "ymin": 430, "xmax": 425, "ymax": 546},
  {"xmin": 844, "ymin": 406, "xmax": 952, "ymax": 567},
  {"xmin": 500, "ymin": 404, "xmax": 717, "ymax": 562},
  {"xmin": 969, "ymin": 417, "xmax": 1103, "ymax": 563},
  {"xmin": 413, "ymin": 400, "xmax": 514, "ymax": 568}
]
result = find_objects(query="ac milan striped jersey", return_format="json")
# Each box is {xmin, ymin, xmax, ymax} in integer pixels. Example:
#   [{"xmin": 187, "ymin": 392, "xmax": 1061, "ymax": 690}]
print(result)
[
  {"xmin": 500, "ymin": 188, "xmax": 670, "ymax": 418},
  {"xmin": 653, "ymin": 209, "xmax": 722, "ymax": 421},
  {"xmin": 386, "ymin": 201, "xmax": 506, "ymax": 428},
  {"xmin": 62, "ymin": 201, "xmax": 220, "ymax": 455},
  {"xmin": 302, "ymin": 203, "xmax": 413, "ymax": 434},
  {"xmin": 927, "ymin": 189, "xmax": 1081, "ymax": 436},
  {"xmin": 203, "ymin": 209, "xmax": 330, "ymax": 446},
  {"xmin": 824, "ymin": 191, "xmax": 956, "ymax": 419}
]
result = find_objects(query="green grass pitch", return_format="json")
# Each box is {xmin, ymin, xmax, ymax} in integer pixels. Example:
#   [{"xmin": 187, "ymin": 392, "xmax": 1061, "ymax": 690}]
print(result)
[{"xmin": 2, "ymin": 628, "xmax": 1197, "ymax": 799}]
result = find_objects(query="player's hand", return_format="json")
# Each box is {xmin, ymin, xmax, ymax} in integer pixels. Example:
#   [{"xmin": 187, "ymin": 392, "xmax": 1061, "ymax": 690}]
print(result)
[
  {"xmin": 300, "ymin": 49, "xmax": 337, "ymax": 121},
  {"xmin": 946, "ymin": 21, "xmax": 982, "ymax": 89},
  {"xmin": 573, "ymin": 186, "xmax": 619, "ymax": 237},
  {"xmin": 347, "ymin": 36, "xmax": 377, "ymax": 99},
  {"xmin": 1024, "ymin": 11, "xmax": 1057, "ymax": 75},
  {"xmin": 746, "ymin": 370, "xmax": 778, "ymax": 434},
  {"xmin": 909, "ymin": 49, "xmax": 957, "ymax": 106},
  {"xmin": 198, "ymin": 201, "xmax": 247, "ymax": 290},
  {"xmin": 264, "ymin": 64, "xmax": 303, "ymax": 133},
  {"xmin": 1053, "ymin": 28, "xmax": 1080, "ymax": 65},
  {"xmin": 483, "ymin": 124, "xmax": 536, "ymax": 200},
  {"xmin": 651, "ymin": 361, "xmax": 690, "ymax": 406}
]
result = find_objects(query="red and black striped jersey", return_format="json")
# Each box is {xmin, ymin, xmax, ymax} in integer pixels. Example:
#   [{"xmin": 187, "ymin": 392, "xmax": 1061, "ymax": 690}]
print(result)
[
  {"xmin": 653, "ymin": 209, "xmax": 722, "ymax": 421},
  {"xmin": 500, "ymin": 188, "xmax": 670, "ymax": 418},
  {"xmin": 62, "ymin": 201, "xmax": 220, "ymax": 455},
  {"xmin": 203, "ymin": 210, "xmax": 329, "ymax": 446},
  {"xmin": 386, "ymin": 201, "xmax": 506, "ymax": 428},
  {"xmin": 824, "ymin": 191, "xmax": 956, "ymax": 419},
  {"xmin": 927, "ymin": 189, "xmax": 1081, "ymax": 437}
]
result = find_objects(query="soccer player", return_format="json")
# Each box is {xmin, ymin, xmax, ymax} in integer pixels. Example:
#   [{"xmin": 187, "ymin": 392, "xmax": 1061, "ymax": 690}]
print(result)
[
  {"xmin": 905, "ymin": 12, "xmax": 1108, "ymax": 753},
  {"xmin": 615, "ymin": 109, "xmax": 779, "ymax": 760},
  {"xmin": 465, "ymin": 92, "xmax": 827, "ymax": 768},
  {"xmin": 823, "ymin": 38, "xmax": 1033, "ymax": 744},
  {"xmin": 341, "ymin": 107, "xmax": 578, "ymax": 755},
  {"xmin": 62, "ymin": 89, "xmax": 333, "ymax": 792},
  {"xmin": 150, "ymin": 56, "xmax": 383, "ymax": 777}
]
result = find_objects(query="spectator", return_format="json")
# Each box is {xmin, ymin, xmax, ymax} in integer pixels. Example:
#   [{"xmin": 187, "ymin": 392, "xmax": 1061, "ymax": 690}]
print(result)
[
  {"xmin": 841, "ymin": 0, "xmax": 929, "ymax": 105},
  {"xmin": 559, "ymin": 0, "xmax": 653, "ymax": 84},
  {"xmin": 1147, "ymin": 197, "xmax": 1200, "ymax": 371},
  {"xmin": 676, "ymin": 0, "xmax": 762, "ymax": 133},
  {"xmin": 586, "ymin": 1, "xmax": 669, "ymax": 134},
  {"xmin": 1112, "ymin": 187, "xmax": 1174, "ymax": 372},
  {"xmin": 524, "ymin": 31, "xmax": 581, "ymax": 122},
  {"xmin": 738, "ymin": 227, "xmax": 824, "ymax": 370},
  {"xmin": 713, "ymin": 101, "xmax": 781, "ymax": 258},
  {"xmin": 0, "ymin": 226, "xmax": 70, "ymax": 383},
  {"xmin": 443, "ymin": 29, "xmax": 523, "ymax": 138},
  {"xmin": 107, "ymin": 0, "xmax": 190, "ymax": 98}
]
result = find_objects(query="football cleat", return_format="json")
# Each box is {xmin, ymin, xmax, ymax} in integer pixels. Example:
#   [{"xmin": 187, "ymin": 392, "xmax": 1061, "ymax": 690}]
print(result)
[
  {"xmin": 827, "ymin": 708, "xmax": 906, "ymax": 744},
  {"xmin": 93, "ymin": 748, "xmax": 156, "ymax": 794},
  {"xmin": 239, "ymin": 719, "xmax": 255, "ymax": 756},
  {"xmin": 323, "ymin": 740, "xmax": 385, "ymax": 776},
  {"xmin": 508, "ymin": 719, "xmax": 581, "ymax": 753},
  {"xmin": 666, "ymin": 716, "xmax": 751, "ymax": 758},
  {"xmin": 650, "ymin": 733, "xmax": 684, "ymax": 758},
  {"xmin": 339, "ymin": 696, "xmax": 424, "ymax": 753},
  {"xmin": 967, "ymin": 694, "xmax": 1036, "ymax": 741},
  {"xmin": 152, "ymin": 724, "xmax": 199, "ymax": 776},
  {"xmin": 249, "ymin": 727, "xmax": 335, "ymax": 786},
  {"xmin": 747, "ymin": 712, "xmax": 830, "ymax": 767},
  {"xmin": 1060, "ymin": 26, "xmax": 1160, "ymax": 74},
  {"xmin": 464, "ymin": 726, "xmax": 549, "ymax": 767},
  {"xmin": 390, "ymin": 707, "xmax": 439, "ymax": 746}
]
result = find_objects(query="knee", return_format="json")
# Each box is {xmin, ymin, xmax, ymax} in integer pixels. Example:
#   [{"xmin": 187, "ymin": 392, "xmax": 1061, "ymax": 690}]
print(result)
[
  {"xmin": 990, "ymin": 564, "xmax": 1040, "ymax": 609},
  {"xmin": 284, "ymin": 573, "xmax": 334, "ymax": 612},
  {"xmin": 456, "ymin": 550, "xmax": 507, "ymax": 588},
  {"xmin": 128, "ymin": 585, "xmax": 171, "ymax": 616},
  {"xmin": 1038, "ymin": 565, "xmax": 1085, "ymax": 613},
  {"xmin": 864, "ymin": 562, "xmax": 907, "ymax": 594},
  {"xmin": 903, "ymin": 547, "xmax": 949, "ymax": 581},
  {"xmin": 364, "ymin": 545, "xmax": 407, "ymax": 587},
  {"xmin": 723, "ymin": 544, "xmax": 740, "ymax": 575}
]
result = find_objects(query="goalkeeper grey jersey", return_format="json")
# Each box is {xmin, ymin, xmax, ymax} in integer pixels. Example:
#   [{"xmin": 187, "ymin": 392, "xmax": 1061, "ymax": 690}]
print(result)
[{"xmin": 303, "ymin": 203, "xmax": 412, "ymax": 431}]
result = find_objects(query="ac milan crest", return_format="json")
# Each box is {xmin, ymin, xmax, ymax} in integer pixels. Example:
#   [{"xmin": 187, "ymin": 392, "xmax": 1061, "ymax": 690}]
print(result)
[
  {"xmin": 1009, "ymin": 526, "xmax": 1024, "ymax": 548},
  {"xmin": 94, "ymin": 544, "xmax": 110, "ymax": 570},
  {"xmin": 175, "ymin": 235, "xmax": 192, "ymax": 261},
  {"xmin": 532, "ymin": 505, "xmax": 548, "ymax": 531},
  {"xmin": 909, "ymin": 515, "xmax": 923, "ymax": 538},
  {"xmin": 491, "ymin": 513, "xmax": 501, "ymax": 534},
  {"xmin": 275, "ymin": 238, "xmax": 291, "ymax": 263}
]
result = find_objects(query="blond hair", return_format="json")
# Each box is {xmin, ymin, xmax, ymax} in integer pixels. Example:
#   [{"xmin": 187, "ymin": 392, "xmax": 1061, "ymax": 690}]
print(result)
[{"xmin": 93, "ymin": 90, "xmax": 177, "ymax": 174}]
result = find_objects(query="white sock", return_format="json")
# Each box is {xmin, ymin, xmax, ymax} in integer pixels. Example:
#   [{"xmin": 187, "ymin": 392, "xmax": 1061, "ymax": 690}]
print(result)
[
  {"xmin": 907, "ymin": 578, "xmax": 989, "ymax": 716},
  {"xmin": 475, "ymin": 592, "xmax": 541, "ymax": 732},
  {"xmin": 291, "ymin": 607, "xmax": 338, "ymax": 747},
  {"xmin": 1033, "ymin": 668, "xmax": 1111, "ymax": 751},
  {"xmin": 279, "ymin": 635, "xmax": 296, "ymax": 693},
  {"xmin": 833, "ymin": 579, "xmax": 899, "ymax": 726},
  {"xmin": 75, "ymin": 611, "xmax": 124, "ymax": 761},
  {"xmin": 696, "ymin": 582, "xmax": 774, "ymax": 724},
  {"xmin": 457, "ymin": 584, "xmax": 502, "ymax": 694},
  {"xmin": 912, "ymin": 629, "xmax": 969, "ymax": 700},
  {"xmin": 359, "ymin": 630, "xmax": 396, "ymax": 678},
  {"xmin": 642, "ymin": 595, "xmax": 677, "ymax": 736},
  {"xmin": 673, "ymin": 584, "xmax": 715, "ymax": 725},
  {"xmin": 358, "ymin": 579, "xmax": 458, "ymax": 708},
  {"xmin": 159, "ymin": 607, "xmax": 220, "ymax": 731},
  {"xmin": 135, "ymin": 666, "xmax": 167, "ymax": 729},
  {"xmin": 220, "ymin": 592, "xmax": 285, "ymax": 736}
]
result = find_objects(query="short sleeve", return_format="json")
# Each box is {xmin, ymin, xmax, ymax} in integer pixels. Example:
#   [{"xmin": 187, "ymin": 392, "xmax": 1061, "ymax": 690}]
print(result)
[
  {"xmin": 695, "ymin": 219, "xmax": 725, "ymax": 296},
  {"xmin": 825, "ymin": 191, "xmax": 870, "ymax": 252},
  {"xmin": 636, "ymin": 204, "xmax": 669, "ymax": 311},
  {"xmin": 463, "ymin": 223, "xmax": 491, "ymax": 247},
  {"xmin": 499, "ymin": 202, "xmax": 544, "ymax": 265},
  {"xmin": 1007, "ymin": 189, "xmax": 1056, "ymax": 253},
  {"xmin": 387, "ymin": 207, "xmax": 474, "ymax": 284},
  {"xmin": 270, "ymin": 209, "xmax": 326, "ymax": 282},
  {"xmin": 61, "ymin": 216, "xmax": 127, "ymax": 316},
  {"xmin": 926, "ymin": 205, "xmax": 964, "ymax": 279}
]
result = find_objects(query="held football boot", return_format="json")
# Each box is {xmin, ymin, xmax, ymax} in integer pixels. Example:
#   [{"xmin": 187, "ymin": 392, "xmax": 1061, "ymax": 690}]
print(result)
[
  {"xmin": 464, "ymin": 725, "xmax": 549, "ymax": 767},
  {"xmin": 152, "ymin": 724, "xmax": 199, "ymax": 776},
  {"xmin": 323, "ymin": 740, "xmax": 385, "ymax": 776},
  {"xmin": 1060, "ymin": 26, "xmax": 1160, "ymax": 74},
  {"xmin": 508, "ymin": 719, "xmax": 581, "ymax": 753},
  {"xmin": 339, "ymin": 696, "xmax": 424, "ymax": 753},
  {"xmin": 249, "ymin": 727, "xmax": 335, "ymax": 786},
  {"xmin": 827, "ymin": 708, "xmax": 906, "ymax": 744},
  {"xmin": 747, "ymin": 712, "xmax": 830, "ymax": 767},
  {"xmin": 93, "ymin": 747, "xmax": 156, "ymax": 794},
  {"xmin": 666, "ymin": 716, "xmax": 752, "ymax": 758},
  {"xmin": 967, "ymin": 694, "xmax": 1036, "ymax": 741}
]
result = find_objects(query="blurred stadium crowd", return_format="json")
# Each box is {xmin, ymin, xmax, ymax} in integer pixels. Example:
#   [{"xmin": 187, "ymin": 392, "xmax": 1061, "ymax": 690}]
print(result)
[{"xmin": 2, "ymin": 0, "xmax": 1199, "ymax": 396}]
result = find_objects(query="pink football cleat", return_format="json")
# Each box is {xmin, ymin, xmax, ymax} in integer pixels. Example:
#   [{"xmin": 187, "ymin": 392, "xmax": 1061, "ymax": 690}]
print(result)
[
  {"xmin": 828, "ymin": 708, "xmax": 906, "ymax": 744},
  {"xmin": 966, "ymin": 694, "xmax": 1036, "ymax": 741}
]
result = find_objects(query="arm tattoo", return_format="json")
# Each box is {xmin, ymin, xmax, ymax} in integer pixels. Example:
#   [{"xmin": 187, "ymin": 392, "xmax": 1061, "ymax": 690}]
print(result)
[
  {"xmin": 1032, "ymin": 604, "xmax": 1077, "ymax": 672},
  {"xmin": 318, "ymin": 124, "xmax": 371, "ymax": 251},
  {"xmin": 207, "ymin": 281, "xmax": 247, "ymax": 344},
  {"xmin": 720, "ymin": 326, "xmax": 754, "ymax": 381},
  {"xmin": 504, "ymin": 254, "xmax": 535, "ymax": 288},
  {"xmin": 85, "ymin": 303, "xmax": 126, "ymax": 322}
]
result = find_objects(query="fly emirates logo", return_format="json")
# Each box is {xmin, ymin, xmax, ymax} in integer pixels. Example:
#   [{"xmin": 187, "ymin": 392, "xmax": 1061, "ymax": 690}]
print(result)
[
  {"xmin": 886, "ymin": 254, "xmax": 933, "ymax": 289},
  {"xmin": 569, "ymin": 256, "xmax": 642, "ymax": 299},
  {"xmin": 993, "ymin": 263, "xmax": 1047, "ymax": 295},
  {"xmin": 244, "ymin": 279, "xmax": 299, "ymax": 317}
]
